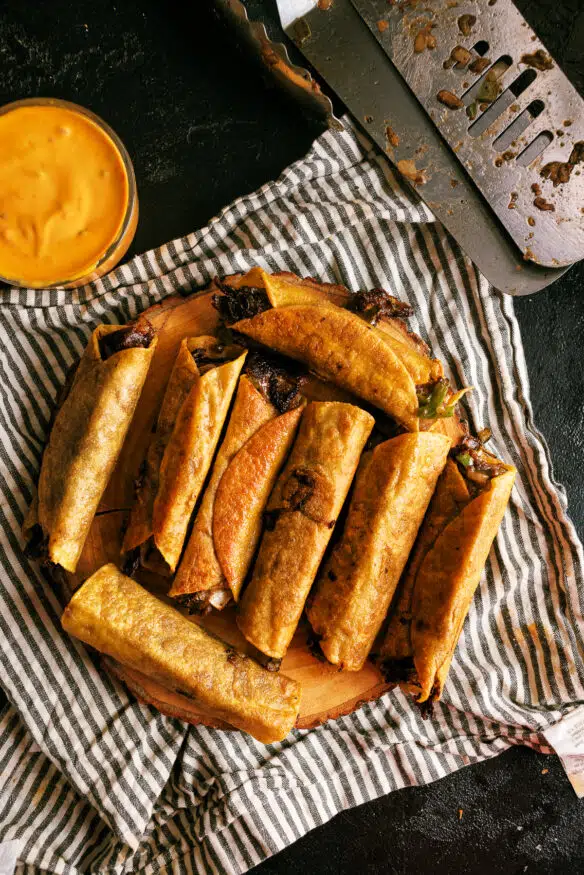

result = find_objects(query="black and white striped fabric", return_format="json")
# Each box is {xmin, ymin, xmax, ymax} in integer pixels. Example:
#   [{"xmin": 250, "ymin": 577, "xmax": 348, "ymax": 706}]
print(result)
[{"xmin": 1, "ymin": 117, "xmax": 583, "ymax": 874}]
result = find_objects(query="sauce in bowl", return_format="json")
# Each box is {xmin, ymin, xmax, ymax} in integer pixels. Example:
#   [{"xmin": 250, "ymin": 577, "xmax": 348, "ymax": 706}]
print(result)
[{"xmin": 0, "ymin": 99, "xmax": 137, "ymax": 288}]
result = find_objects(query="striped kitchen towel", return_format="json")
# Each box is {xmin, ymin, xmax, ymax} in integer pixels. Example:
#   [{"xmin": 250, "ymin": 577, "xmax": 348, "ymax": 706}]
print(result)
[{"xmin": 1, "ymin": 116, "xmax": 583, "ymax": 875}]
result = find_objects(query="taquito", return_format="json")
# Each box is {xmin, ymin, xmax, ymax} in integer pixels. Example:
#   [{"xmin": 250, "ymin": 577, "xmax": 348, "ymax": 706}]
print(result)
[
  {"xmin": 170, "ymin": 354, "xmax": 305, "ymax": 612},
  {"xmin": 214, "ymin": 268, "xmax": 466, "ymax": 431},
  {"xmin": 378, "ymin": 437, "xmax": 516, "ymax": 704},
  {"xmin": 24, "ymin": 320, "xmax": 157, "ymax": 573},
  {"xmin": 62, "ymin": 564, "xmax": 301, "ymax": 743},
  {"xmin": 237, "ymin": 401, "xmax": 374, "ymax": 664},
  {"xmin": 307, "ymin": 432, "xmax": 451, "ymax": 671},
  {"xmin": 123, "ymin": 337, "xmax": 246, "ymax": 574}
]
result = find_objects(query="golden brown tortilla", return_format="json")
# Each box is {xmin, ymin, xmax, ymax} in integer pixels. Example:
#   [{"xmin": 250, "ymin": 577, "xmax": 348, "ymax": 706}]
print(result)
[
  {"xmin": 24, "ymin": 322, "xmax": 157, "ymax": 573},
  {"xmin": 261, "ymin": 269, "xmax": 442, "ymax": 386},
  {"xmin": 378, "ymin": 458, "xmax": 516, "ymax": 703},
  {"xmin": 307, "ymin": 432, "xmax": 451, "ymax": 671},
  {"xmin": 213, "ymin": 404, "xmax": 305, "ymax": 602},
  {"xmin": 219, "ymin": 267, "xmax": 452, "ymax": 429},
  {"xmin": 236, "ymin": 401, "xmax": 374, "ymax": 661},
  {"xmin": 234, "ymin": 304, "xmax": 420, "ymax": 430},
  {"xmin": 123, "ymin": 337, "xmax": 246, "ymax": 573},
  {"xmin": 169, "ymin": 376, "xmax": 303, "ymax": 610},
  {"xmin": 123, "ymin": 336, "xmax": 200, "ymax": 556},
  {"xmin": 62, "ymin": 564, "xmax": 301, "ymax": 743}
]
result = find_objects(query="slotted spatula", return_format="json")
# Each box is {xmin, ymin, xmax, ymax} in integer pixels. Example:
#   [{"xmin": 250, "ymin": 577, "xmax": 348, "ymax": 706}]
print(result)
[
  {"xmin": 216, "ymin": 0, "xmax": 584, "ymax": 294},
  {"xmin": 354, "ymin": 0, "xmax": 584, "ymax": 270}
]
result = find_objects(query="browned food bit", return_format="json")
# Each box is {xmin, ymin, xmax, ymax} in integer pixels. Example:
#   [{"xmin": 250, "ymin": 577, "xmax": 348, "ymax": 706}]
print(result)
[
  {"xmin": 318, "ymin": 0, "xmax": 333, "ymax": 8},
  {"xmin": 521, "ymin": 49, "xmax": 553, "ymax": 71},
  {"xmin": 377, "ymin": 18, "xmax": 389, "ymax": 31},
  {"xmin": 527, "ymin": 216, "xmax": 536, "ymax": 226},
  {"xmin": 385, "ymin": 125, "xmax": 400, "ymax": 148},
  {"xmin": 540, "ymin": 141, "xmax": 584, "ymax": 187},
  {"xmin": 541, "ymin": 161, "xmax": 573, "ymax": 186},
  {"xmin": 445, "ymin": 45, "xmax": 472, "ymax": 69},
  {"xmin": 244, "ymin": 351, "xmax": 307, "ymax": 413},
  {"xmin": 191, "ymin": 344, "xmax": 240, "ymax": 373},
  {"xmin": 99, "ymin": 318, "xmax": 155, "ymax": 360},
  {"xmin": 533, "ymin": 196, "xmax": 555, "ymax": 212},
  {"xmin": 477, "ymin": 427, "xmax": 491, "ymax": 444},
  {"xmin": 397, "ymin": 158, "xmax": 428, "ymax": 184},
  {"xmin": 213, "ymin": 278, "xmax": 271, "ymax": 323},
  {"xmin": 469, "ymin": 57, "xmax": 491, "ymax": 75},
  {"xmin": 508, "ymin": 192, "xmax": 518, "ymax": 209},
  {"xmin": 531, "ymin": 182, "xmax": 542, "ymax": 196},
  {"xmin": 437, "ymin": 90, "xmax": 464, "ymax": 110},
  {"xmin": 457, "ymin": 14, "xmax": 476, "ymax": 36},
  {"xmin": 346, "ymin": 287, "xmax": 413, "ymax": 325},
  {"xmin": 414, "ymin": 23, "xmax": 436, "ymax": 53}
]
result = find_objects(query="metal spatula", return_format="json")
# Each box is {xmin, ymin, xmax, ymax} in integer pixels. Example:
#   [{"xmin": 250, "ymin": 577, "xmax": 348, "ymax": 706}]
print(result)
[
  {"xmin": 217, "ymin": 0, "xmax": 584, "ymax": 294},
  {"xmin": 353, "ymin": 0, "xmax": 584, "ymax": 270}
]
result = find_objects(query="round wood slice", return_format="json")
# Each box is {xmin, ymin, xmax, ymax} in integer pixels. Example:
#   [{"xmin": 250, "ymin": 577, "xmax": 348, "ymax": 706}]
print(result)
[{"xmin": 68, "ymin": 283, "xmax": 460, "ymax": 731}]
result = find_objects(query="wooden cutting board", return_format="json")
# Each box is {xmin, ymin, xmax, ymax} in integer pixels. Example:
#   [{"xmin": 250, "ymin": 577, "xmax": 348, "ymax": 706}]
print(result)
[{"xmin": 67, "ymin": 284, "xmax": 397, "ymax": 730}]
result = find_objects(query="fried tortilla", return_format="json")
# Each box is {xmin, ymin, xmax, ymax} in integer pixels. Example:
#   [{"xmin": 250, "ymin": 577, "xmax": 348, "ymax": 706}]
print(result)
[
  {"xmin": 236, "ymin": 401, "xmax": 374, "ymax": 662},
  {"xmin": 378, "ymin": 442, "xmax": 516, "ymax": 705},
  {"xmin": 24, "ymin": 320, "xmax": 157, "ymax": 573},
  {"xmin": 306, "ymin": 432, "xmax": 451, "ymax": 671},
  {"xmin": 62, "ymin": 564, "xmax": 301, "ymax": 743},
  {"xmin": 169, "ymin": 368, "xmax": 304, "ymax": 612},
  {"xmin": 123, "ymin": 337, "xmax": 246, "ymax": 574},
  {"xmin": 234, "ymin": 304, "xmax": 420, "ymax": 429},
  {"xmin": 213, "ymin": 404, "xmax": 304, "ymax": 603},
  {"xmin": 216, "ymin": 268, "xmax": 464, "ymax": 431}
]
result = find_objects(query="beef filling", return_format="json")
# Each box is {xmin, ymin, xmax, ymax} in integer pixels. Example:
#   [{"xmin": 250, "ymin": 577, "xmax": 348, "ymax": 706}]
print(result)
[
  {"xmin": 175, "ymin": 591, "xmax": 214, "ymax": 616},
  {"xmin": 245, "ymin": 351, "xmax": 307, "ymax": 413},
  {"xmin": 212, "ymin": 279, "xmax": 271, "ymax": 324},
  {"xmin": 452, "ymin": 433, "xmax": 507, "ymax": 490},
  {"xmin": 345, "ymin": 287, "xmax": 413, "ymax": 326},
  {"xmin": 99, "ymin": 318, "xmax": 155, "ymax": 360}
]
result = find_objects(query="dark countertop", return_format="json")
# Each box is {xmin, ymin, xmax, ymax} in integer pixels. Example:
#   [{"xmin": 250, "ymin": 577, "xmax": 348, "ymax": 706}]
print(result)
[{"xmin": 1, "ymin": 1, "xmax": 582, "ymax": 872}]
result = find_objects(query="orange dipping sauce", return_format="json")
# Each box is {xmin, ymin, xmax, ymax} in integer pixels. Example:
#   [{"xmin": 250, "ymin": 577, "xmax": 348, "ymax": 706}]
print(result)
[{"xmin": 0, "ymin": 100, "xmax": 137, "ymax": 288}]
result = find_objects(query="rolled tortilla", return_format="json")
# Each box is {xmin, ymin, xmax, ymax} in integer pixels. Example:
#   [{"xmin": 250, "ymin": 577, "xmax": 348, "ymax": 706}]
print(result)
[
  {"xmin": 123, "ymin": 337, "xmax": 246, "ymax": 573},
  {"xmin": 377, "ymin": 455, "xmax": 516, "ymax": 704},
  {"xmin": 234, "ymin": 304, "xmax": 420, "ymax": 429},
  {"xmin": 260, "ymin": 270, "xmax": 443, "ymax": 387},
  {"xmin": 216, "ymin": 269, "xmax": 466, "ymax": 431},
  {"xmin": 213, "ymin": 404, "xmax": 304, "ymax": 602},
  {"xmin": 236, "ymin": 401, "xmax": 374, "ymax": 662},
  {"xmin": 306, "ymin": 432, "xmax": 451, "ymax": 672},
  {"xmin": 169, "ymin": 374, "xmax": 304, "ymax": 611},
  {"xmin": 62, "ymin": 564, "xmax": 301, "ymax": 743},
  {"xmin": 24, "ymin": 320, "xmax": 157, "ymax": 573}
]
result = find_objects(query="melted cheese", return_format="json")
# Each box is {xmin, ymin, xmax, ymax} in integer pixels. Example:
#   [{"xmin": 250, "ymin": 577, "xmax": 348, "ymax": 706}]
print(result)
[{"xmin": 0, "ymin": 104, "xmax": 129, "ymax": 286}]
